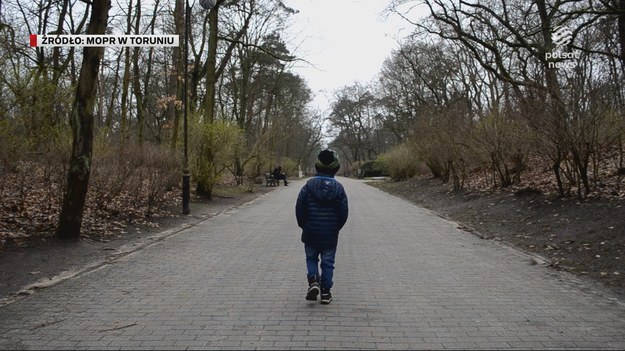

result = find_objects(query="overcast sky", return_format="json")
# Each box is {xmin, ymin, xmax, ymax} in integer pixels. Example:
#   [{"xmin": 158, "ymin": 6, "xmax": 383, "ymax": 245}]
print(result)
[{"xmin": 281, "ymin": 0, "xmax": 418, "ymax": 113}]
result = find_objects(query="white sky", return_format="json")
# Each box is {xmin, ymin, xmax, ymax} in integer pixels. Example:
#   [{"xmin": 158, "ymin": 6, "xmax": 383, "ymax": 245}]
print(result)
[{"xmin": 281, "ymin": 0, "xmax": 418, "ymax": 113}]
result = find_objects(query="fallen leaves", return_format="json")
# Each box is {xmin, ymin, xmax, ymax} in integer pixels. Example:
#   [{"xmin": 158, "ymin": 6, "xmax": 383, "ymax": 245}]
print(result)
[{"xmin": 0, "ymin": 160, "xmax": 180, "ymax": 249}]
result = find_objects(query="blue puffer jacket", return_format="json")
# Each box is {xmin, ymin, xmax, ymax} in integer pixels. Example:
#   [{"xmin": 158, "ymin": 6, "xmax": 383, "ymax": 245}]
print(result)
[{"xmin": 295, "ymin": 174, "xmax": 349, "ymax": 249}]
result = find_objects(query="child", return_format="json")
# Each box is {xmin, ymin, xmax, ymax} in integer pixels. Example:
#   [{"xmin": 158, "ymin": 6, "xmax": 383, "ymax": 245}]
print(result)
[{"xmin": 295, "ymin": 149, "xmax": 349, "ymax": 304}]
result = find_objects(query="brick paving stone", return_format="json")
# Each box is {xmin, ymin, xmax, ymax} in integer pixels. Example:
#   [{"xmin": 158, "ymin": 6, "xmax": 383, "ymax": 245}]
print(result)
[{"xmin": 1, "ymin": 177, "xmax": 625, "ymax": 350}]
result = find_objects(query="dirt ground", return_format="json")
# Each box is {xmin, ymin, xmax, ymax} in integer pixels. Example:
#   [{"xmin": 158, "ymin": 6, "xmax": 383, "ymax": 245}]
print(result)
[
  {"xmin": 0, "ymin": 185, "xmax": 276, "ymax": 303},
  {"xmin": 370, "ymin": 177, "xmax": 625, "ymax": 299}
]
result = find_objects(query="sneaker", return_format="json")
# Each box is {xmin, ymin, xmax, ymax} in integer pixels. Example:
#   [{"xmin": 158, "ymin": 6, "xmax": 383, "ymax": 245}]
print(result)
[
  {"xmin": 320, "ymin": 289, "xmax": 332, "ymax": 304},
  {"xmin": 306, "ymin": 282, "xmax": 320, "ymax": 301}
]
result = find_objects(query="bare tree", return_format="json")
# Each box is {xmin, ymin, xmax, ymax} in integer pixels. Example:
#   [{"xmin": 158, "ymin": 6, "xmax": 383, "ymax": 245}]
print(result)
[
  {"xmin": 56, "ymin": 0, "xmax": 111, "ymax": 240},
  {"xmin": 328, "ymin": 83, "xmax": 381, "ymax": 169},
  {"xmin": 389, "ymin": 0, "xmax": 625, "ymax": 196}
]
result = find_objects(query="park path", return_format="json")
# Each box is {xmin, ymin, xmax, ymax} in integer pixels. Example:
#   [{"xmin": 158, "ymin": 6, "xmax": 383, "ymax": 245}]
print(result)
[{"xmin": 1, "ymin": 177, "xmax": 624, "ymax": 350}]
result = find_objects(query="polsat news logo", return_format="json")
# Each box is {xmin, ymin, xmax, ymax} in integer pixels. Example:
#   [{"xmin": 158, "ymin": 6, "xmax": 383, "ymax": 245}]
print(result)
[
  {"xmin": 546, "ymin": 24, "xmax": 579, "ymax": 69},
  {"xmin": 30, "ymin": 34, "xmax": 179, "ymax": 47}
]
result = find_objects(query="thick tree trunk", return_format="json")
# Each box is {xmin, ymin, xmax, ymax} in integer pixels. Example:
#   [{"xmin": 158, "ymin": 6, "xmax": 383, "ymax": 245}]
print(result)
[{"xmin": 56, "ymin": 0, "xmax": 111, "ymax": 240}]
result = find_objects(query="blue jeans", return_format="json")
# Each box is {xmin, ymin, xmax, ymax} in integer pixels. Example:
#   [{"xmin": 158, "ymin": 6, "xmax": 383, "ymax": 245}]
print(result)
[{"xmin": 305, "ymin": 245, "xmax": 337, "ymax": 289}]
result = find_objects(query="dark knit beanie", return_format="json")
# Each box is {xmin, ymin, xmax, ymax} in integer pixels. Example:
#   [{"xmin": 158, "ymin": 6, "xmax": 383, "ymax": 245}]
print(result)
[{"xmin": 315, "ymin": 149, "xmax": 340, "ymax": 173}]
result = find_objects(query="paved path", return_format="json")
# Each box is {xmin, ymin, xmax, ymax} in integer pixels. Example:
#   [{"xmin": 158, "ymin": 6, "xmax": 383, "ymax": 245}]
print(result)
[{"xmin": 1, "ymin": 177, "xmax": 624, "ymax": 350}]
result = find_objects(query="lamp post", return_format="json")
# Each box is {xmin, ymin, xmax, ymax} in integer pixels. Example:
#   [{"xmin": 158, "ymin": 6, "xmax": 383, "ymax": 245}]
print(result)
[{"xmin": 183, "ymin": 0, "xmax": 215, "ymax": 215}]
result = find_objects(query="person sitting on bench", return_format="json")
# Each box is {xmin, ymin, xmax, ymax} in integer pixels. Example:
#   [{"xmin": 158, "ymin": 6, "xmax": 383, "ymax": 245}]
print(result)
[{"xmin": 272, "ymin": 165, "xmax": 289, "ymax": 186}]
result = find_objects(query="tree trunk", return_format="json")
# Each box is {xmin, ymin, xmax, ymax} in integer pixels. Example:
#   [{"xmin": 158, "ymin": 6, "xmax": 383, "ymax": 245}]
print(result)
[
  {"xmin": 619, "ymin": 0, "xmax": 625, "ymax": 67},
  {"xmin": 131, "ymin": 0, "xmax": 144, "ymax": 144},
  {"xmin": 553, "ymin": 151, "xmax": 565, "ymax": 197},
  {"xmin": 105, "ymin": 50, "xmax": 123, "ymax": 129},
  {"xmin": 49, "ymin": 0, "xmax": 70, "ymax": 126},
  {"xmin": 120, "ymin": 0, "xmax": 134, "ymax": 140},
  {"xmin": 204, "ymin": 5, "xmax": 219, "ymax": 123},
  {"xmin": 203, "ymin": 0, "xmax": 253, "ymax": 123},
  {"xmin": 537, "ymin": 0, "xmax": 568, "ymax": 196},
  {"xmin": 56, "ymin": 0, "xmax": 111, "ymax": 240},
  {"xmin": 170, "ymin": 0, "xmax": 184, "ymax": 149}
]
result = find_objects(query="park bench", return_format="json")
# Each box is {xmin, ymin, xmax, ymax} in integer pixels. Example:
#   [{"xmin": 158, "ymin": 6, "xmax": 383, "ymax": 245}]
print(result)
[{"xmin": 264, "ymin": 173, "xmax": 278, "ymax": 187}]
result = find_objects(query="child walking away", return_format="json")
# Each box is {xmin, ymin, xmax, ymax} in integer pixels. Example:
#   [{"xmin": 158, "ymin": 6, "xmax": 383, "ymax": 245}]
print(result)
[{"xmin": 295, "ymin": 149, "xmax": 349, "ymax": 304}]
